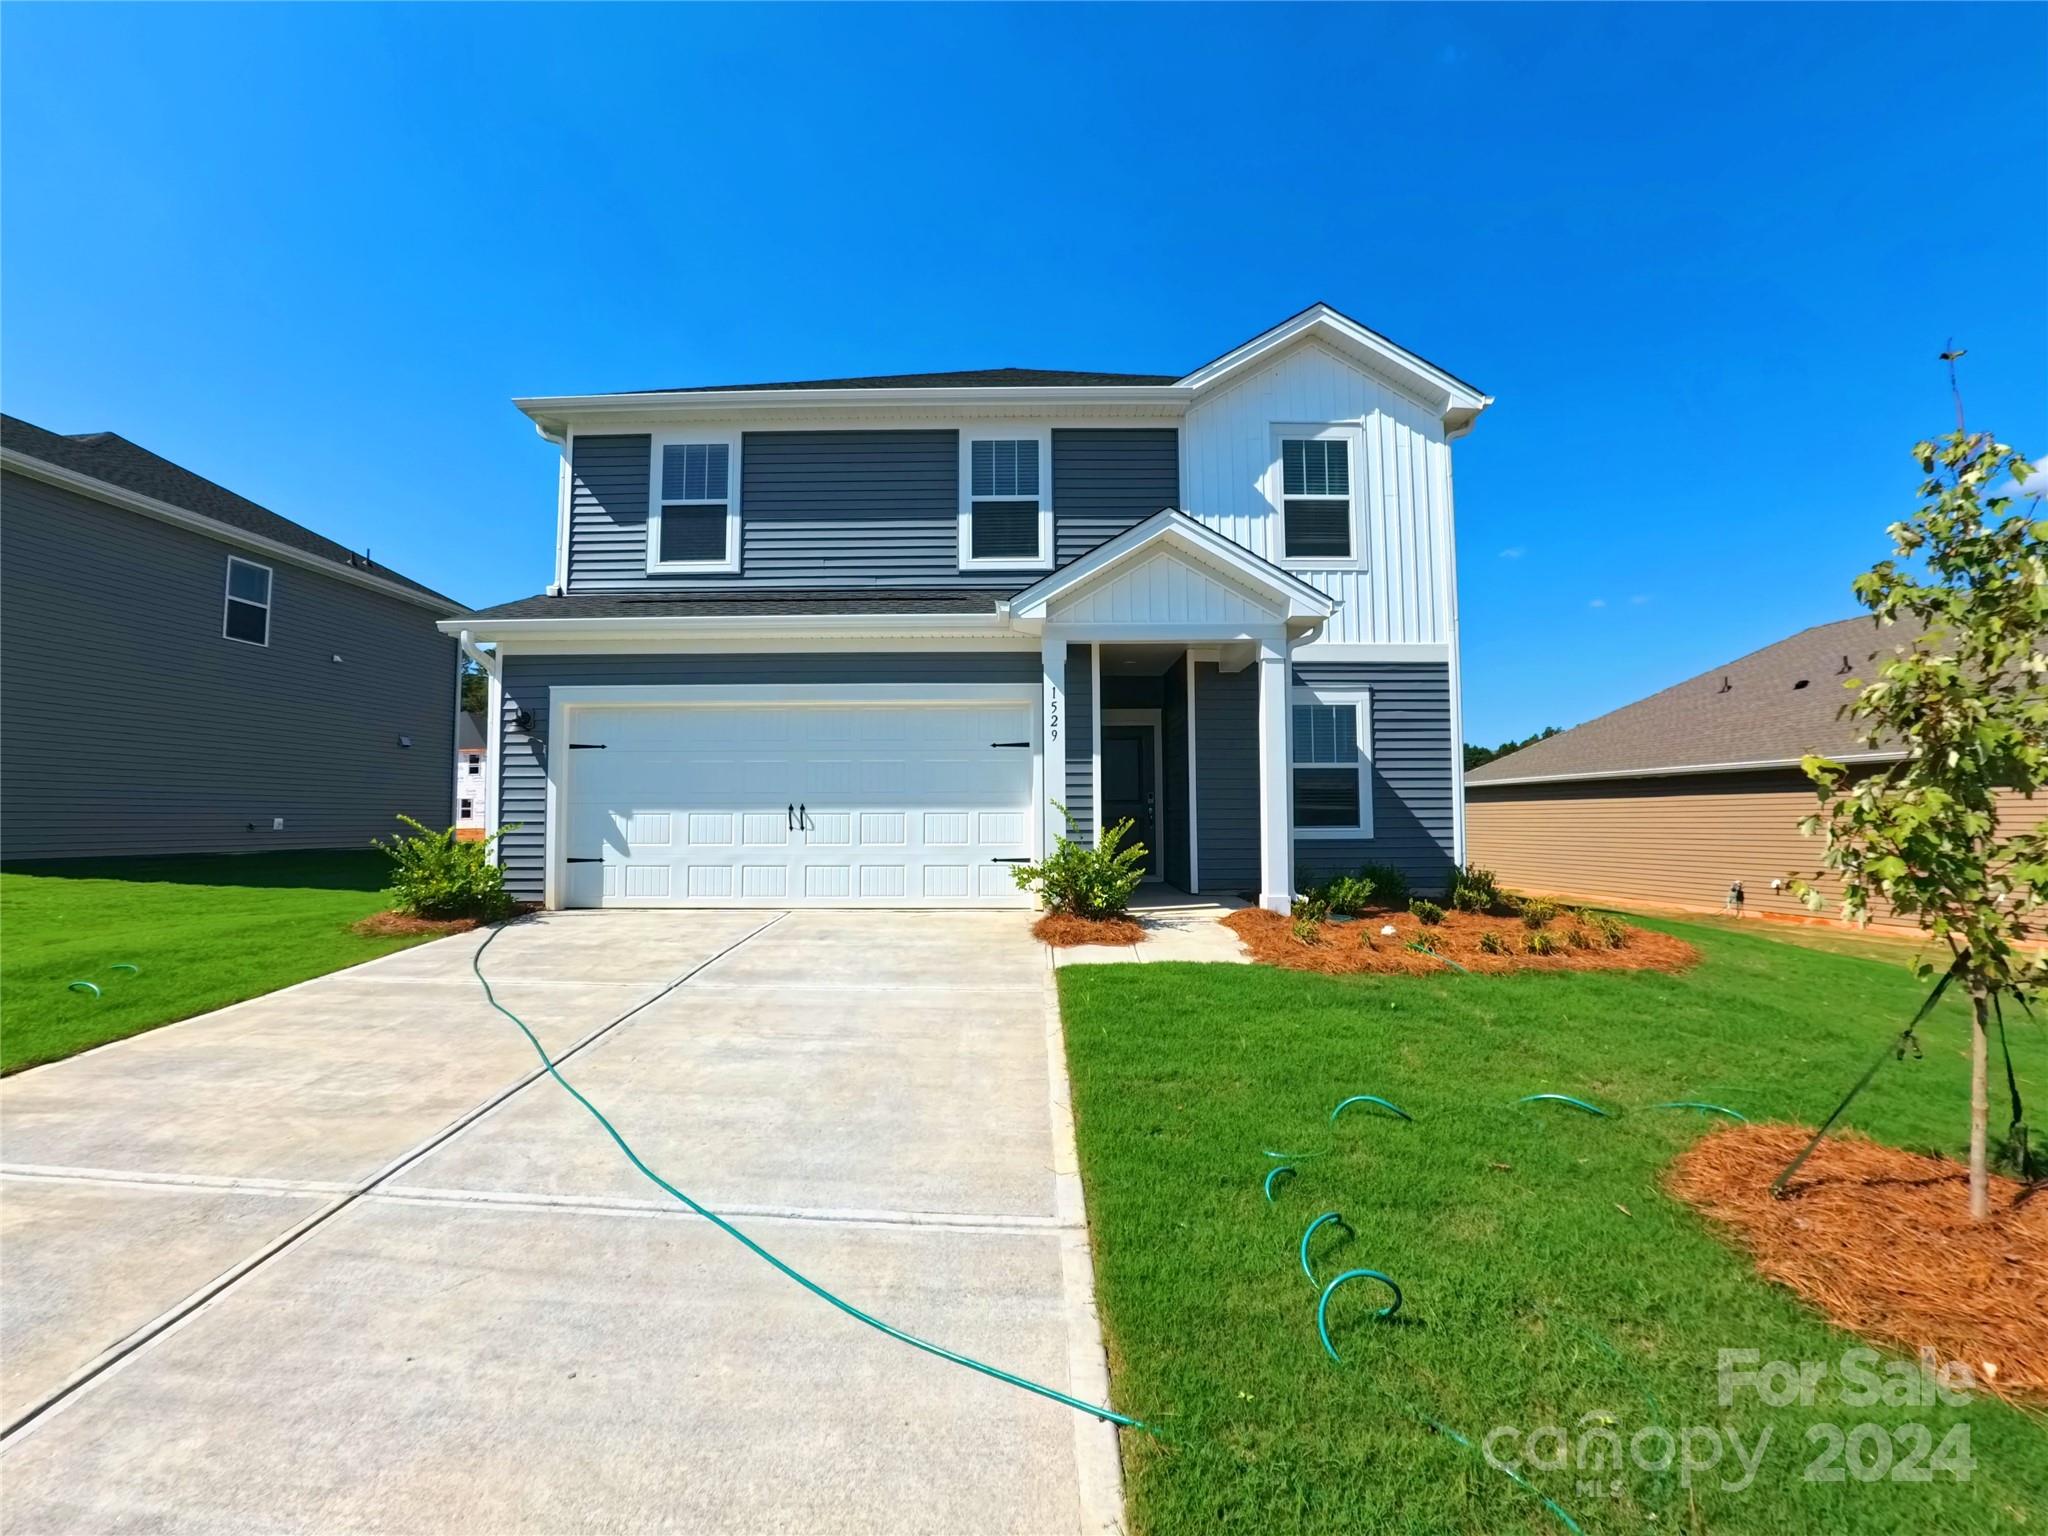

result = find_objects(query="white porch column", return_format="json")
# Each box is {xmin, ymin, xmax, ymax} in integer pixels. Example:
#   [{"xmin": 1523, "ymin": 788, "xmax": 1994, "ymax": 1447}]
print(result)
[
  {"xmin": 1255, "ymin": 635, "xmax": 1294, "ymax": 912},
  {"xmin": 1042, "ymin": 635, "xmax": 1066, "ymax": 855}
]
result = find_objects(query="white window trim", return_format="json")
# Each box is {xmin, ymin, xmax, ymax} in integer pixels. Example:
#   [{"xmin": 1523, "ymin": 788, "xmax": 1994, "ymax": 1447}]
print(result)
[
  {"xmin": 222, "ymin": 555, "xmax": 273, "ymax": 647},
  {"xmin": 1268, "ymin": 423, "xmax": 1365, "ymax": 572},
  {"xmin": 957, "ymin": 425, "xmax": 1054, "ymax": 572},
  {"xmin": 647, "ymin": 430, "xmax": 742, "ymax": 575},
  {"xmin": 1290, "ymin": 684, "xmax": 1373, "ymax": 839}
]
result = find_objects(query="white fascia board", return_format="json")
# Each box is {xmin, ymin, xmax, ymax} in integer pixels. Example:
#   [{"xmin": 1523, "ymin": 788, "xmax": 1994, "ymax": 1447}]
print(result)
[
  {"xmin": 1176, "ymin": 304, "xmax": 1492, "ymax": 421},
  {"xmin": 436, "ymin": 612, "xmax": 1022, "ymax": 644},
  {"xmin": 2, "ymin": 449, "xmax": 460, "ymax": 615},
  {"xmin": 1008, "ymin": 509, "xmax": 1336, "ymax": 622},
  {"xmin": 1464, "ymin": 750, "xmax": 1904, "ymax": 790},
  {"xmin": 516, "ymin": 387, "xmax": 1191, "ymax": 435}
]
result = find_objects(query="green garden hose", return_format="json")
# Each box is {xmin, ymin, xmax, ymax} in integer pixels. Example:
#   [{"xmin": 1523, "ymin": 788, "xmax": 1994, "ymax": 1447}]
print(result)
[
  {"xmin": 471, "ymin": 922, "xmax": 1145, "ymax": 1432},
  {"xmin": 1298, "ymin": 1211, "xmax": 1353, "ymax": 1283},
  {"xmin": 1329, "ymin": 1093, "xmax": 1412, "ymax": 1124},
  {"xmin": 1652, "ymin": 1101, "xmax": 1746, "ymax": 1122},
  {"xmin": 1263, "ymin": 1165, "xmax": 1296, "ymax": 1202},
  {"xmin": 1513, "ymin": 1093, "xmax": 1610, "ymax": 1117}
]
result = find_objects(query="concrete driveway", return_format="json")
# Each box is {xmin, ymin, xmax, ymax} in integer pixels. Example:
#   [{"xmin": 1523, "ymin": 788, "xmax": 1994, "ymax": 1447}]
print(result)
[{"xmin": 0, "ymin": 912, "xmax": 1122, "ymax": 1535}]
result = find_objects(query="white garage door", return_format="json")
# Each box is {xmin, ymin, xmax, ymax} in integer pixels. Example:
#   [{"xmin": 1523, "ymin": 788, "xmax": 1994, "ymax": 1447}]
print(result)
[{"xmin": 558, "ymin": 696, "xmax": 1037, "ymax": 908}]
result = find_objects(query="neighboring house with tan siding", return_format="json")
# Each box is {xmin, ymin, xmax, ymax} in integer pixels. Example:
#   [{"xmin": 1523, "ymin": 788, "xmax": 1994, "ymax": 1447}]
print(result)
[{"xmin": 1464, "ymin": 616, "xmax": 2038, "ymax": 932}]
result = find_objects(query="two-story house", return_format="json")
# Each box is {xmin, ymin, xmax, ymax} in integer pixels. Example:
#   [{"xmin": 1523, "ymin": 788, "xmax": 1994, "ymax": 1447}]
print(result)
[
  {"xmin": 1, "ymin": 414, "xmax": 464, "ymax": 860},
  {"xmin": 446, "ymin": 304, "xmax": 1489, "ymax": 912}
]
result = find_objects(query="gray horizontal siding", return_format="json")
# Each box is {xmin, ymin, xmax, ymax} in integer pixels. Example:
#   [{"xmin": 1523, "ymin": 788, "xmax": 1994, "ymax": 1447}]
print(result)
[
  {"xmin": 564, "ymin": 428, "xmax": 1180, "ymax": 593},
  {"xmin": 1052, "ymin": 428, "xmax": 1180, "ymax": 564},
  {"xmin": 1193, "ymin": 661, "xmax": 1260, "ymax": 894},
  {"xmin": 1064, "ymin": 644, "xmax": 1093, "ymax": 845},
  {"xmin": 566, "ymin": 434, "xmax": 653, "ymax": 590},
  {"xmin": 496, "ymin": 650, "xmax": 1040, "ymax": 901},
  {"xmin": 1292, "ymin": 660, "xmax": 1456, "ymax": 894},
  {"xmin": 0, "ymin": 470, "xmax": 457, "ymax": 860}
]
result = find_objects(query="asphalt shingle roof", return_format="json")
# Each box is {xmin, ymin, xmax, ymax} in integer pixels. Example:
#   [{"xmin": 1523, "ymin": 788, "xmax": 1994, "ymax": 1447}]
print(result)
[
  {"xmin": 1, "ymin": 414, "xmax": 460, "ymax": 608},
  {"xmin": 467, "ymin": 589, "xmax": 1011, "ymax": 620},
  {"xmin": 1464, "ymin": 616, "xmax": 1922, "ymax": 785}
]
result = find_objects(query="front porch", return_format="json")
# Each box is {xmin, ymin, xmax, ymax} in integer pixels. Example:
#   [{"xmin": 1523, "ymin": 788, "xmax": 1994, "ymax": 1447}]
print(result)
[{"xmin": 1005, "ymin": 510, "xmax": 1339, "ymax": 914}]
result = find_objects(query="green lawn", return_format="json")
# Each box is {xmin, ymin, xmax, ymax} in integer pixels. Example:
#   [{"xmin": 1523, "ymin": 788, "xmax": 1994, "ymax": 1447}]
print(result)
[
  {"xmin": 1059, "ymin": 916, "xmax": 2048, "ymax": 1535},
  {"xmin": 1, "ymin": 851, "xmax": 440, "ymax": 1073}
]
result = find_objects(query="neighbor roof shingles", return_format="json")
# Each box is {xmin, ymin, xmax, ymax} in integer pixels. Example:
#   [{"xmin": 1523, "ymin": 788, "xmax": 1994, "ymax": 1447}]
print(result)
[
  {"xmin": 466, "ymin": 590, "xmax": 1011, "ymax": 620},
  {"xmin": 1464, "ymin": 616, "xmax": 1921, "ymax": 785},
  {"xmin": 0, "ymin": 414, "xmax": 460, "ymax": 608}
]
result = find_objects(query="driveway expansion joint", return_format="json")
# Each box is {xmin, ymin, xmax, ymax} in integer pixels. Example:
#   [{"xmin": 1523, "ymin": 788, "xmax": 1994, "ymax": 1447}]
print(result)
[{"xmin": 0, "ymin": 910, "xmax": 790, "ymax": 1447}]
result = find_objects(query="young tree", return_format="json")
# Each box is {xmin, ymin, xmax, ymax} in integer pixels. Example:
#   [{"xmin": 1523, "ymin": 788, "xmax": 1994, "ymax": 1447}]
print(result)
[{"xmin": 1795, "ymin": 431, "xmax": 2047, "ymax": 1219}]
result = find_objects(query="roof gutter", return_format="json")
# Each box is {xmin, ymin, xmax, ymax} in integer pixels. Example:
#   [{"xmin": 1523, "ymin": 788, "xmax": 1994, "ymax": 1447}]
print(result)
[
  {"xmin": 438, "ymin": 612, "xmax": 1020, "ymax": 643},
  {"xmin": 1464, "ymin": 750, "xmax": 1905, "ymax": 790},
  {"xmin": 2, "ymin": 449, "xmax": 462, "ymax": 615}
]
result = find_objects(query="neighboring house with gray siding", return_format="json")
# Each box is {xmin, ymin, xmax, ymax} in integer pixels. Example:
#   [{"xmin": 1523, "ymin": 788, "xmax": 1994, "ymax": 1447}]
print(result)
[
  {"xmin": 1, "ymin": 415, "xmax": 464, "ymax": 860},
  {"xmin": 448, "ymin": 304, "xmax": 1490, "ymax": 911}
]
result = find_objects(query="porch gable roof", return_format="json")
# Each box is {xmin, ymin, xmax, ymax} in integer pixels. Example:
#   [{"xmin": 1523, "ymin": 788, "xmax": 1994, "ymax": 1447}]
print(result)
[{"xmin": 1001, "ymin": 510, "xmax": 1337, "ymax": 630}]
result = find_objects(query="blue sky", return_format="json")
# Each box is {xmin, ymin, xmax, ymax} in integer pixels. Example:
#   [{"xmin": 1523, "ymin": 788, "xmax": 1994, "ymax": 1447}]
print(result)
[{"xmin": 3, "ymin": 4, "xmax": 2042, "ymax": 744}]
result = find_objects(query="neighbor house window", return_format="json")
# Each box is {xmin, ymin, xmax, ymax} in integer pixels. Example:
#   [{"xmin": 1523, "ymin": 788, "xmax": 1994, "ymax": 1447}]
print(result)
[
  {"xmin": 460, "ymin": 798, "xmax": 474, "ymax": 818},
  {"xmin": 1292, "ymin": 689, "xmax": 1372, "ymax": 837},
  {"xmin": 958, "ymin": 430, "xmax": 1052, "ymax": 569},
  {"xmin": 466, "ymin": 757, "xmax": 481, "ymax": 775},
  {"xmin": 1276, "ymin": 430, "xmax": 1359, "ymax": 563},
  {"xmin": 647, "ymin": 434, "xmax": 741, "ymax": 573},
  {"xmin": 222, "ymin": 556, "xmax": 272, "ymax": 646}
]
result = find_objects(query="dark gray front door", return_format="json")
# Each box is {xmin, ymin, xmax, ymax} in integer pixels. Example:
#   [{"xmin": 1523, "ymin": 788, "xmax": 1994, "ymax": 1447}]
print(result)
[{"xmin": 1100, "ymin": 724, "xmax": 1156, "ymax": 873}]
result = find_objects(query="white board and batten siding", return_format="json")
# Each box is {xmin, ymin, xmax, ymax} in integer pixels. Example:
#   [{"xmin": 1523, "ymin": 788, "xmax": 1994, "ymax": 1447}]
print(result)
[{"xmin": 1180, "ymin": 339, "xmax": 1452, "ymax": 649}]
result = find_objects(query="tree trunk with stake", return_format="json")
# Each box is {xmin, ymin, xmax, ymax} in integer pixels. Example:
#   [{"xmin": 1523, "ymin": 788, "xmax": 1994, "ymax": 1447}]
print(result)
[{"xmin": 1969, "ymin": 990, "xmax": 1991, "ymax": 1220}]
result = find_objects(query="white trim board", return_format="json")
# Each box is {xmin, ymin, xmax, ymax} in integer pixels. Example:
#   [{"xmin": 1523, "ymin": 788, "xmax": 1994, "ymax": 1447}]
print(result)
[{"xmin": 1465, "ymin": 751, "xmax": 1905, "ymax": 790}]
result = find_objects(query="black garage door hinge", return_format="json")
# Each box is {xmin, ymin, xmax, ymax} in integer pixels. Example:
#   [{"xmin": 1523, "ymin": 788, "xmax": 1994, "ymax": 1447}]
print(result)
[
  {"xmin": 991, "ymin": 857, "xmax": 1030, "ymax": 863},
  {"xmin": 990, "ymin": 741, "xmax": 1029, "ymax": 748},
  {"xmin": 569, "ymin": 742, "xmax": 607, "ymax": 750},
  {"xmin": 566, "ymin": 857, "xmax": 603, "ymax": 864}
]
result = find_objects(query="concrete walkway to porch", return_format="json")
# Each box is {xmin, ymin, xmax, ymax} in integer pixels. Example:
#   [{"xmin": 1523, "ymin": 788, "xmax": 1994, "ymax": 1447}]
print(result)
[{"xmin": 1046, "ymin": 887, "xmax": 1252, "ymax": 968}]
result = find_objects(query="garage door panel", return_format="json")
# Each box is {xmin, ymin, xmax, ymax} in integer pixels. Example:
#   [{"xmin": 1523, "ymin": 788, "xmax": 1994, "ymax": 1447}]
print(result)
[{"xmin": 561, "ymin": 698, "xmax": 1035, "ymax": 909}]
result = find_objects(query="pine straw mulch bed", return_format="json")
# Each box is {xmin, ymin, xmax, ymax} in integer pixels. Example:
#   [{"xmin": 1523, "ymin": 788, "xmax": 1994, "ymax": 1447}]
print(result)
[
  {"xmin": 1035, "ymin": 913, "xmax": 1147, "ymax": 947},
  {"xmin": 351, "ymin": 911, "xmax": 483, "ymax": 938},
  {"xmin": 1667, "ymin": 1123, "xmax": 2048, "ymax": 1402},
  {"xmin": 1221, "ymin": 906, "xmax": 1700, "ymax": 976}
]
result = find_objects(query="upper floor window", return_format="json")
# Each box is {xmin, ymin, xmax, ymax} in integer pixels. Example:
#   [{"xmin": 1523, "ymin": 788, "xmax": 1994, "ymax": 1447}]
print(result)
[
  {"xmin": 1291, "ymin": 687, "xmax": 1373, "ymax": 838},
  {"xmin": 1274, "ymin": 428, "xmax": 1360, "ymax": 565},
  {"xmin": 648, "ymin": 434, "xmax": 741, "ymax": 574},
  {"xmin": 958, "ymin": 430, "xmax": 1053, "ymax": 571},
  {"xmin": 466, "ymin": 757, "xmax": 481, "ymax": 776},
  {"xmin": 222, "ymin": 556, "xmax": 272, "ymax": 646}
]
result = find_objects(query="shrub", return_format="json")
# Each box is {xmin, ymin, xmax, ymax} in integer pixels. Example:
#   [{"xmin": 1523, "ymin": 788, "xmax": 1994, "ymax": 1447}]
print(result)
[
  {"xmin": 1565, "ymin": 922, "xmax": 1597, "ymax": 950},
  {"xmin": 1355, "ymin": 862, "xmax": 1411, "ymax": 907},
  {"xmin": 1408, "ymin": 898, "xmax": 1445, "ymax": 926},
  {"xmin": 1448, "ymin": 862, "xmax": 1502, "ymax": 913},
  {"xmin": 1587, "ymin": 912, "xmax": 1633, "ymax": 948},
  {"xmin": 373, "ymin": 815, "xmax": 517, "ymax": 921},
  {"xmin": 1477, "ymin": 930, "xmax": 1507, "ymax": 955},
  {"xmin": 1320, "ymin": 873, "xmax": 1377, "ymax": 916},
  {"xmin": 1524, "ymin": 929, "xmax": 1561, "ymax": 956},
  {"xmin": 1010, "ymin": 806, "xmax": 1147, "ymax": 919},
  {"xmin": 1520, "ymin": 899, "xmax": 1559, "ymax": 930},
  {"xmin": 1292, "ymin": 892, "xmax": 1332, "ymax": 924},
  {"xmin": 1292, "ymin": 915, "xmax": 1322, "ymax": 945}
]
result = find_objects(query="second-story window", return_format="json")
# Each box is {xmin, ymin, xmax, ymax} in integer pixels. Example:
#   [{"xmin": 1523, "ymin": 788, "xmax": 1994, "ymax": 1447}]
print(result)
[
  {"xmin": 959, "ymin": 430, "xmax": 1053, "ymax": 570},
  {"xmin": 1275, "ymin": 429, "xmax": 1360, "ymax": 564},
  {"xmin": 222, "ymin": 555, "xmax": 272, "ymax": 646},
  {"xmin": 648, "ymin": 434, "xmax": 741, "ymax": 574}
]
